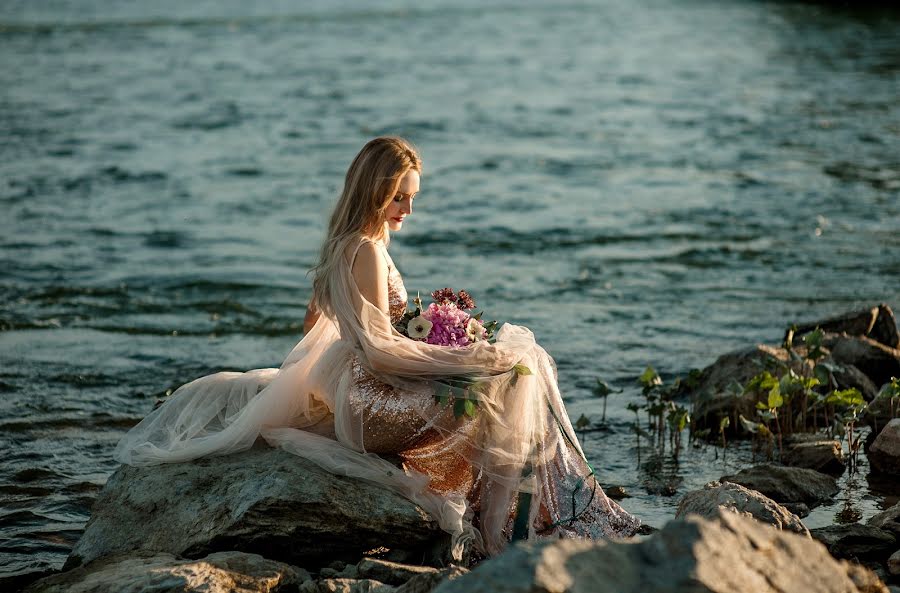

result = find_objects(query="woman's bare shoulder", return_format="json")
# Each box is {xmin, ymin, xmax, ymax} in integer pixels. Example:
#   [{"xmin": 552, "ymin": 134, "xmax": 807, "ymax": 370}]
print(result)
[
  {"xmin": 343, "ymin": 236, "xmax": 384, "ymax": 267},
  {"xmin": 349, "ymin": 239, "xmax": 389, "ymax": 310},
  {"xmin": 351, "ymin": 240, "xmax": 387, "ymax": 275}
]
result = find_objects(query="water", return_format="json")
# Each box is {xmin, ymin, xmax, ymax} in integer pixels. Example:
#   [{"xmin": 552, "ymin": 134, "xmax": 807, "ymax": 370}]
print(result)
[{"xmin": 2, "ymin": 0, "xmax": 899, "ymax": 583}]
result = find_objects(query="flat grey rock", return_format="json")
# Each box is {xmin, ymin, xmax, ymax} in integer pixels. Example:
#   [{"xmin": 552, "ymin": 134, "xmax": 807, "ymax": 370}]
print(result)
[
  {"xmin": 811, "ymin": 524, "xmax": 898, "ymax": 563},
  {"xmin": 720, "ymin": 464, "xmax": 838, "ymax": 507},
  {"xmin": 66, "ymin": 445, "xmax": 444, "ymax": 569}
]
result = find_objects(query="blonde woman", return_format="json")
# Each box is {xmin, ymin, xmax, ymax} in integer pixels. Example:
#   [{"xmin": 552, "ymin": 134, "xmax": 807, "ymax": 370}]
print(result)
[{"xmin": 115, "ymin": 136, "xmax": 640, "ymax": 560}]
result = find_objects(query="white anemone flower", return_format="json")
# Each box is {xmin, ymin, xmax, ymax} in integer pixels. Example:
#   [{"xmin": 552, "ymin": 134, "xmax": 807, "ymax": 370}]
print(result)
[
  {"xmin": 407, "ymin": 316, "xmax": 433, "ymax": 339},
  {"xmin": 465, "ymin": 318, "xmax": 483, "ymax": 342}
]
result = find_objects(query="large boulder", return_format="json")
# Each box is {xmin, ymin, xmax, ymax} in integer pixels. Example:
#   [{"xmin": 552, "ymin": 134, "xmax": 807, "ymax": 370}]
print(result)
[
  {"xmin": 830, "ymin": 362, "xmax": 880, "ymax": 402},
  {"xmin": 889, "ymin": 550, "xmax": 900, "ymax": 577},
  {"xmin": 676, "ymin": 481, "xmax": 809, "ymax": 535},
  {"xmin": 782, "ymin": 440, "xmax": 846, "ymax": 475},
  {"xmin": 811, "ymin": 524, "xmax": 898, "ymax": 563},
  {"xmin": 720, "ymin": 464, "xmax": 839, "ymax": 507},
  {"xmin": 431, "ymin": 511, "xmax": 887, "ymax": 593},
  {"xmin": 825, "ymin": 334, "xmax": 900, "ymax": 388},
  {"xmin": 690, "ymin": 344, "xmax": 802, "ymax": 434},
  {"xmin": 869, "ymin": 504, "xmax": 900, "ymax": 537},
  {"xmin": 66, "ymin": 445, "xmax": 445, "ymax": 570},
  {"xmin": 690, "ymin": 305, "xmax": 899, "ymax": 437},
  {"xmin": 24, "ymin": 551, "xmax": 308, "ymax": 593},
  {"xmin": 792, "ymin": 304, "xmax": 899, "ymax": 350},
  {"xmin": 870, "ymin": 419, "xmax": 900, "ymax": 475}
]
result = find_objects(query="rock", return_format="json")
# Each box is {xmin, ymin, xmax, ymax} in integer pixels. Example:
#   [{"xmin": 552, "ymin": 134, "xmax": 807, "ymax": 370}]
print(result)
[
  {"xmin": 826, "ymin": 334, "xmax": 900, "ymax": 388},
  {"xmin": 356, "ymin": 559, "xmax": 438, "ymax": 586},
  {"xmin": 321, "ymin": 565, "xmax": 360, "ymax": 579},
  {"xmin": 889, "ymin": 550, "xmax": 900, "ymax": 576},
  {"xmin": 66, "ymin": 445, "xmax": 444, "ymax": 570},
  {"xmin": 605, "ymin": 485, "xmax": 629, "ymax": 500},
  {"xmin": 691, "ymin": 344, "xmax": 805, "ymax": 434},
  {"xmin": 868, "ymin": 504, "xmax": 900, "ymax": 537},
  {"xmin": 23, "ymin": 550, "xmax": 308, "ymax": 593},
  {"xmin": 676, "ymin": 480, "xmax": 809, "ymax": 535},
  {"xmin": 721, "ymin": 464, "xmax": 839, "ymax": 507},
  {"xmin": 306, "ymin": 578, "xmax": 394, "ymax": 593},
  {"xmin": 792, "ymin": 304, "xmax": 899, "ymax": 349},
  {"xmin": 783, "ymin": 502, "xmax": 811, "ymax": 518},
  {"xmin": 394, "ymin": 566, "xmax": 468, "ymax": 593},
  {"xmin": 783, "ymin": 440, "xmax": 846, "ymax": 475},
  {"xmin": 870, "ymin": 419, "xmax": 900, "ymax": 475},
  {"xmin": 431, "ymin": 511, "xmax": 888, "ymax": 593},
  {"xmin": 810, "ymin": 524, "xmax": 897, "ymax": 563},
  {"xmin": 831, "ymin": 362, "xmax": 881, "ymax": 402}
]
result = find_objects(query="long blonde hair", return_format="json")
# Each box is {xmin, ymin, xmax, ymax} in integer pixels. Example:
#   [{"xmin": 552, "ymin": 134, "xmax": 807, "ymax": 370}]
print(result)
[{"xmin": 311, "ymin": 136, "xmax": 421, "ymax": 318}]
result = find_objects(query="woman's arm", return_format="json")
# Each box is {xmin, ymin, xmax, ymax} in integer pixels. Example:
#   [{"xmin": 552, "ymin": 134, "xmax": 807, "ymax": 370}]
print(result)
[{"xmin": 350, "ymin": 241, "xmax": 389, "ymax": 315}]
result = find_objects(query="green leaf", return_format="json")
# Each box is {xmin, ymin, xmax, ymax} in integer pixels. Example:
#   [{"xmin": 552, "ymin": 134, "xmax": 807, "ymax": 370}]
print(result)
[
  {"xmin": 768, "ymin": 384, "xmax": 784, "ymax": 409},
  {"xmin": 804, "ymin": 327, "xmax": 824, "ymax": 349},
  {"xmin": 513, "ymin": 364, "xmax": 533, "ymax": 376},
  {"xmin": 464, "ymin": 398, "xmax": 477, "ymax": 417},
  {"xmin": 593, "ymin": 379, "xmax": 613, "ymax": 398},
  {"xmin": 801, "ymin": 376, "xmax": 820, "ymax": 390},
  {"xmin": 719, "ymin": 416, "xmax": 731, "ymax": 432},
  {"xmin": 760, "ymin": 373, "xmax": 779, "ymax": 391},
  {"xmin": 638, "ymin": 366, "xmax": 662, "ymax": 388},
  {"xmin": 453, "ymin": 398, "xmax": 467, "ymax": 419},
  {"xmin": 739, "ymin": 414, "xmax": 759, "ymax": 433},
  {"xmin": 575, "ymin": 414, "xmax": 590, "ymax": 430},
  {"xmin": 826, "ymin": 388, "xmax": 864, "ymax": 407}
]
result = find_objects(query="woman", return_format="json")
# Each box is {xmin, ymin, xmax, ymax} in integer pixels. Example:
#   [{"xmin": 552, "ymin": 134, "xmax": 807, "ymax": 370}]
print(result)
[{"xmin": 115, "ymin": 136, "xmax": 640, "ymax": 560}]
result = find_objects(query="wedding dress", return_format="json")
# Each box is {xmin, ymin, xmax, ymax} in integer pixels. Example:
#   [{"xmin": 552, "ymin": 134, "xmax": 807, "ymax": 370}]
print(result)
[{"xmin": 114, "ymin": 236, "xmax": 640, "ymax": 559}]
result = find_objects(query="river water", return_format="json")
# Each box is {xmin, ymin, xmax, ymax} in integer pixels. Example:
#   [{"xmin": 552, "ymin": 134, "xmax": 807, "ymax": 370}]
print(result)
[{"xmin": 2, "ymin": 0, "xmax": 899, "ymax": 583}]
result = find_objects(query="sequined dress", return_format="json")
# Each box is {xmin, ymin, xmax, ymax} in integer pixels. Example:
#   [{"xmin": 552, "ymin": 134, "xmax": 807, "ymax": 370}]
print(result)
[{"xmin": 346, "ymin": 249, "xmax": 640, "ymax": 543}]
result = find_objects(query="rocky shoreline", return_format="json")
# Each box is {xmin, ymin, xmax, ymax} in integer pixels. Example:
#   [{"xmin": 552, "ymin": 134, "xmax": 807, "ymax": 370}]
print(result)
[{"xmin": 14, "ymin": 304, "xmax": 900, "ymax": 592}]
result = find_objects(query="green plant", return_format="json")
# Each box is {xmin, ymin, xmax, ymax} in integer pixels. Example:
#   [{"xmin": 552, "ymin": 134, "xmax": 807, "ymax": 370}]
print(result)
[
  {"xmin": 666, "ymin": 403, "xmax": 690, "ymax": 458},
  {"xmin": 826, "ymin": 388, "xmax": 865, "ymax": 473},
  {"xmin": 739, "ymin": 414, "xmax": 775, "ymax": 460},
  {"xmin": 592, "ymin": 378, "xmax": 618, "ymax": 423},
  {"xmin": 719, "ymin": 416, "xmax": 730, "ymax": 452},
  {"xmin": 871, "ymin": 377, "xmax": 900, "ymax": 432},
  {"xmin": 628, "ymin": 365, "xmax": 693, "ymax": 463}
]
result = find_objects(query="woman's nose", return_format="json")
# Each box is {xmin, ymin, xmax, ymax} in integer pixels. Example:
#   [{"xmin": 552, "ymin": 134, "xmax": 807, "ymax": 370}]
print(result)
[{"xmin": 402, "ymin": 200, "xmax": 412, "ymax": 214}]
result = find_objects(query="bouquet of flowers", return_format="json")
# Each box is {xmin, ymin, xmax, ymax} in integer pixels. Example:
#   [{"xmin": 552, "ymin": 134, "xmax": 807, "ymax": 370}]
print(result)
[
  {"xmin": 394, "ymin": 288, "xmax": 529, "ymax": 418},
  {"xmin": 394, "ymin": 287, "xmax": 498, "ymax": 347}
]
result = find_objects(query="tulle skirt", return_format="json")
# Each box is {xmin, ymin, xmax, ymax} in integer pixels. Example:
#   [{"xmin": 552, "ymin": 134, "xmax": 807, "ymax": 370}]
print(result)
[{"xmin": 114, "ymin": 316, "xmax": 640, "ymax": 559}]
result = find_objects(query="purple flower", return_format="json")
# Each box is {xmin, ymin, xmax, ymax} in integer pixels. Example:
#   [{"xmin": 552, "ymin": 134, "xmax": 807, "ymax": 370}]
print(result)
[{"xmin": 421, "ymin": 302, "xmax": 472, "ymax": 348}]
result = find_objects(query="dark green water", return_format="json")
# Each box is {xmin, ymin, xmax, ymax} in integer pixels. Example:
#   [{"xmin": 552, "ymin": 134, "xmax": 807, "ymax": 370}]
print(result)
[{"xmin": 2, "ymin": 0, "xmax": 899, "ymax": 582}]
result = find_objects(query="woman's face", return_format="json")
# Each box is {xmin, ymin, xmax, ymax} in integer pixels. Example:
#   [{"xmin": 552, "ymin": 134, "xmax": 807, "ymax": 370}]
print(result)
[{"xmin": 383, "ymin": 168, "xmax": 420, "ymax": 232}]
